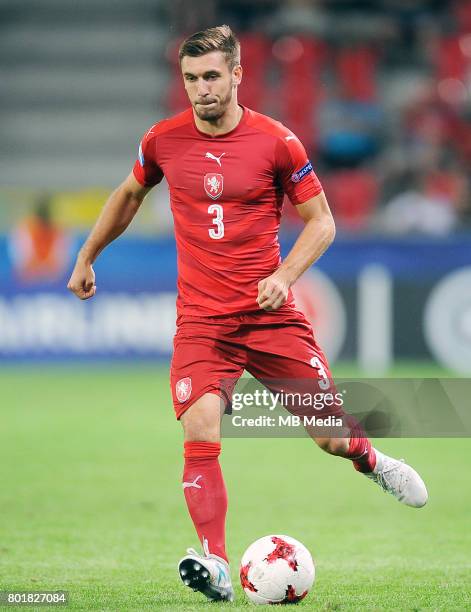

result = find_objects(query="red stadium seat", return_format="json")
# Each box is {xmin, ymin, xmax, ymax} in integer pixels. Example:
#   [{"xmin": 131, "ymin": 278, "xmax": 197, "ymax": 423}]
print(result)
[
  {"xmin": 277, "ymin": 36, "xmax": 327, "ymax": 152},
  {"xmin": 453, "ymin": 0, "xmax": 471, "ymax": 32},
  {"xmin": 324, "ymin": 169, "xmax": 378, "ymax": 231},
  {"xmin": 238, "ymin": 34, "xmax": 271, "ymax": 110},
  {"xmin": 424, "ymin": 168, "xmax": 467, "ymax": 208},
  {"xmin": 435, "ymin": 35, "xmax": 468, "ymax": 80},
  {"xmin": 336, "ymin": 46, "xmax": 378, "ymax": 102}
]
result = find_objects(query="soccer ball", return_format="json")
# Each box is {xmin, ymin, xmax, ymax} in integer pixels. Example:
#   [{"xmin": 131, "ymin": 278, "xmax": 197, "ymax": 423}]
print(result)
[{"xmin": 239, "ymin": 535, "xmax": 315, "ymax": 605}]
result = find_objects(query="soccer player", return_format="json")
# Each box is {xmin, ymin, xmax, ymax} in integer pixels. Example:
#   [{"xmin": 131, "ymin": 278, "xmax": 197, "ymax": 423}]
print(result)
[{"xmin": 67, "ymin": 25, "xmax": 428, "ymax": 603}]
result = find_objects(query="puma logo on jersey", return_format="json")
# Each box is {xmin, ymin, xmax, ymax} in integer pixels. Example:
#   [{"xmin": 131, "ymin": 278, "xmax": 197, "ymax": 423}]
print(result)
[
  {"xmin": 182, "ymin": 475, "xmax": 202, "ymax": 489},
  {"xmin": 205, "ymin": 152, "xmax": 226, "ymax": 167}
]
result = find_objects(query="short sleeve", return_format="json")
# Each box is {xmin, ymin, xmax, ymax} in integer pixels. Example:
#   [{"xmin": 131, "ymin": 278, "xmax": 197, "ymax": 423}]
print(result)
[
  {"xmin": 275, "ymin": 134, "xmax": 323, "ymax": 205},
  {"xmin": 132, "ymin": 126, "xmax": 164, "ymax": 188}
]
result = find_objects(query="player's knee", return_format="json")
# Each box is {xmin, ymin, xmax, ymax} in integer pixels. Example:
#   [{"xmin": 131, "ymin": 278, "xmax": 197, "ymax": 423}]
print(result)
[
  {"xmin": 184, "ymin": 427, "xmax": 220, "ymax": 443},
  {"xmin": 315, "ymin": 436, "xmax": 348, "ymax": 456},
  {"xmin": 180, "ymin": 392, "xmax": 224, "ymax": 442},
  {"xmin": 182, "ymin": 415, "xmax": 220, "ymax": 442}
]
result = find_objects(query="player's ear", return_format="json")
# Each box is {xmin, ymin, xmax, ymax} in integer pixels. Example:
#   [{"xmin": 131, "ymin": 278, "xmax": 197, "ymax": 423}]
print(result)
[{"xmin": 232, "ymin": 64, "xmax": 242, "ymax": 87}]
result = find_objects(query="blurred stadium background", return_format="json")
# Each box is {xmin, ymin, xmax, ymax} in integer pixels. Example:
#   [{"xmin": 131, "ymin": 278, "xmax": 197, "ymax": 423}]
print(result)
[
  {"xmin": 1, "ymin": 0, "xmax": 471, "ymax": 374},
  {"xmin": 1, "ymin": 3, "xmax": 471, "ymax": 609}
]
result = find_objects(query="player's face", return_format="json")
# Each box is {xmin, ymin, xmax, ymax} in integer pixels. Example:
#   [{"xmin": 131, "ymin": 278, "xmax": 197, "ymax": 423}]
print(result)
[{"xmin": 181, "ymin": 51, "xmax": 242, "ymax": 121}]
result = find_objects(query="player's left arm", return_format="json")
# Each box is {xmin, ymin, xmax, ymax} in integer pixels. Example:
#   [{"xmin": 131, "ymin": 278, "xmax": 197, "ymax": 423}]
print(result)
[{"xmin": 257, "ymin": 191, "xmax": 335, "ymax": 311}]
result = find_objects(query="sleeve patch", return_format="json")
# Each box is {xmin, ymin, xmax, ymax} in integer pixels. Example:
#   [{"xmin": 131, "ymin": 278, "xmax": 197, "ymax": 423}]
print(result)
[{"xmin": 291, "ymin": 161, "xmax": 313, "ymax": 183}]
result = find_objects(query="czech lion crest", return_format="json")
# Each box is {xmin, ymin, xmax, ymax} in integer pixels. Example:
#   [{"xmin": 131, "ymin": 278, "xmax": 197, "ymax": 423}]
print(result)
[
  {"xmin": 176, "ymin": 377, "xmax": 192, "ymax": 403},
  {"xmin": 204, "ymin": 173, "xmax": 224, "ymax": 199}
]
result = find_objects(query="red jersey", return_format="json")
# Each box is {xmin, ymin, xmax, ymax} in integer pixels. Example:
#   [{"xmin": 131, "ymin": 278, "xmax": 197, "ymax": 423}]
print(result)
[{"xmin": 132, "ymin": 106, "xmax": 323, "ymax": 316}]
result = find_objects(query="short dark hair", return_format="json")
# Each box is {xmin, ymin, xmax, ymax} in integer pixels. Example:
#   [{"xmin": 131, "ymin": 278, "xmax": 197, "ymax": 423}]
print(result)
[{"xmin": 179, "ymin": 25, "xmax": 241, "ymax": 69}]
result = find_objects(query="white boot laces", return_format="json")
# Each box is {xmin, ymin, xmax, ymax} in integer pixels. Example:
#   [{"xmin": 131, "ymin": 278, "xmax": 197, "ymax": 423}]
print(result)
[
  {"xmin": 377, "ymin": 458, "xmax": 406, "ymax": 495},
  {"xmin": 186, "ymin": 547, "xmax": 202, "ymax": 558}
]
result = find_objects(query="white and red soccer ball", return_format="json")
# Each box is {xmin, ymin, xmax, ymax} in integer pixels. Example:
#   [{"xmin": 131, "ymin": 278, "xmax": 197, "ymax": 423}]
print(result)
[{"xmin": 240, "ymin": 535, "xmax": 315, "ymax": 605}]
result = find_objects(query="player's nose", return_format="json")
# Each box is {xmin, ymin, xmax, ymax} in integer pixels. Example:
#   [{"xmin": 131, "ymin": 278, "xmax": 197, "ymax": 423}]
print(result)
[{"xmin": 196, "ymin": 79, "xmax": 210, "ymax": 97}]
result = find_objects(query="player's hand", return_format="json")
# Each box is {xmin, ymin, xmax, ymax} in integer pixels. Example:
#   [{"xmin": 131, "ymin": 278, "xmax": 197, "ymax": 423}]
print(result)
[
  {"xmin": 67, "ymin": 258, "xmax": 96, "ymax": 300},
  {"xmin": 257, "ymin": 271, "xmax": 291, "ymax": 311}
]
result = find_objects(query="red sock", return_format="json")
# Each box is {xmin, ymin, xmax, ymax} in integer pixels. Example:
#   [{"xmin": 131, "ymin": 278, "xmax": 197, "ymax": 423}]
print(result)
[
  {"xmin": 346, "ymin": 433, "xmax": 376, "ymax": 473},
  {"xmin": 183, "ymin": 441, "xmax": 228, "ymax": 563}
]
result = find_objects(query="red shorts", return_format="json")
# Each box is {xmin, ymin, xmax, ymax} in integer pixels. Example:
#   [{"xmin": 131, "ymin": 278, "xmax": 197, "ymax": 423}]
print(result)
[{"xmin": 170, "ymin": 305, "xmax": 338, "ymax": 420}]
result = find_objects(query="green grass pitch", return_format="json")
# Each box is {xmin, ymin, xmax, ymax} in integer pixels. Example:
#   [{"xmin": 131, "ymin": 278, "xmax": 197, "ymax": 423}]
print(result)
[{"xmin": 1, "ymin": 364, "xmax": 470, "ymax": 610}]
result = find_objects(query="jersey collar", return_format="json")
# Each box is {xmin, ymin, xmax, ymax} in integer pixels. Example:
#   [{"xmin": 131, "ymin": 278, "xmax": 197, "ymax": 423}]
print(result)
[{"xmin": 192, "ymin": 105, "xmax": 247, "ymax": 139}]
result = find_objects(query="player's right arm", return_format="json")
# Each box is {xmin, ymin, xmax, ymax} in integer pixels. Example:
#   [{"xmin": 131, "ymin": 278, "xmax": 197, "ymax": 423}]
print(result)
[{"xmin": 67, "ymin": 173, "xmax": 152, "ymax": 300}]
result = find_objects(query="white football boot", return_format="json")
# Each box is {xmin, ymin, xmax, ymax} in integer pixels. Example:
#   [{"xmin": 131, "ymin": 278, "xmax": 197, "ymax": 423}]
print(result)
[
  {"xmin": 365, "ymin": 449, "xmax": 428, "ymax": 507},
  {"xmin": 178, "ymin": 547, "xmax": 234, "ymax": 602}
]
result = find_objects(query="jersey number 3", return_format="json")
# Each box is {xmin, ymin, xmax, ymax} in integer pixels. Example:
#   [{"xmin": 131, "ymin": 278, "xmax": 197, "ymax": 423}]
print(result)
[{"xmin": 208, "ymin": 204, "xmax": 224, "ymax": 240}]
